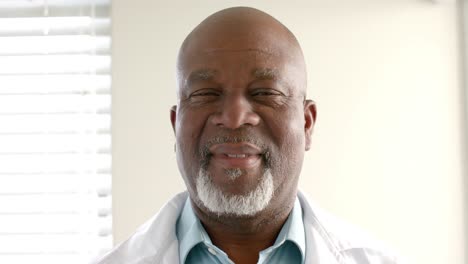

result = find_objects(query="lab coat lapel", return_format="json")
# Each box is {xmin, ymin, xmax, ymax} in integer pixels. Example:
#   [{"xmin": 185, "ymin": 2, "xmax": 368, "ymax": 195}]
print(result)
[{"xmin": 299, "ymin": 191, "xmax": 346, "ymax": 264}]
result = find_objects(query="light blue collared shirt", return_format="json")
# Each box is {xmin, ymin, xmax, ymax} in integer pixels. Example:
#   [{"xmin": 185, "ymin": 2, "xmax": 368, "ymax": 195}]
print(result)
[{"xmin": 176, "ymin": 198, "xmax": 305, "ymax": 264}]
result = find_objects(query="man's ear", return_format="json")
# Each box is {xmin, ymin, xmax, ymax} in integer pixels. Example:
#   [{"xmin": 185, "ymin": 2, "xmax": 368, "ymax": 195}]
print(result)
[
  {"xmin": 170, "ymin": 105, "xmax": 177, "ymax": 134},
  {"xmin": 304, "ymin": 100, "xmax": 317, "ymax": 151}
]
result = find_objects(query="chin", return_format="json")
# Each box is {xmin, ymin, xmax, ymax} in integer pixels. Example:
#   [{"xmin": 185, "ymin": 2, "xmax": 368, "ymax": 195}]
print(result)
[{"xmin": 195, "ymin": 168, "xmax": 274, "ymax": 217}]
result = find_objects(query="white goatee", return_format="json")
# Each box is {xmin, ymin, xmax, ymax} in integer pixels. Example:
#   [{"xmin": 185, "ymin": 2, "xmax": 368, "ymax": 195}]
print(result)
[{"xmin": 195, "ymin": 168, "xmax": 274, "ymax": 216}]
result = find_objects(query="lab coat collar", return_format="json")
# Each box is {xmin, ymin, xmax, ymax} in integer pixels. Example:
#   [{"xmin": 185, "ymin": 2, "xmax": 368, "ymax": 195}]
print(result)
[{"xmin": 96, "ymin": 191, "xmax": 359, "ymax": 264}]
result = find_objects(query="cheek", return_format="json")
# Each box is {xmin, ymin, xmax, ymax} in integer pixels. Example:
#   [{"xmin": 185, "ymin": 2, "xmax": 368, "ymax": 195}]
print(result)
[
  {"xmin": 266, "ymin": 108, "xmax": 305, "ymax": 149},
  {"xmin": 264, "ymin": 109, "xmax": 305, "ymax": 183},
  {"xmin": 175, "ymin": 107, "xmax": 211, "ymax": 173},
  {"xmin": 176, "ymin": 109, "xmax": 204, "ymax": 145}
]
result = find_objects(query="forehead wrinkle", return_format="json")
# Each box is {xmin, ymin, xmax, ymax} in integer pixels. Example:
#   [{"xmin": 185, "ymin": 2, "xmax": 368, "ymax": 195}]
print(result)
[{"xmin": 203, "ymin": 48, "xmax": 276, "ymax": 56}]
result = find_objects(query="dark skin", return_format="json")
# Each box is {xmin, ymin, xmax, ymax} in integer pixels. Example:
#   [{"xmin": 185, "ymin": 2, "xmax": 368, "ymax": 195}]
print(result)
[{"xmin": 170, "ymin": 7, "xmax": 317, "ymax": 264}]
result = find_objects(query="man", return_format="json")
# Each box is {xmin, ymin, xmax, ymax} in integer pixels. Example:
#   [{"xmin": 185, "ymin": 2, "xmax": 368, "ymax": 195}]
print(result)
[{"xmin": 97, "ymin": 7, "xmax": 401, "ymax": 264}]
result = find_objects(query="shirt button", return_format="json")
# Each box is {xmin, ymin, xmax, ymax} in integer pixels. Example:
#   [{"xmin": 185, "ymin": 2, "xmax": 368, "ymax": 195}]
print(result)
[{"xmin": 207, "ymin": 247, "xmax": 217, "ymax": 255}]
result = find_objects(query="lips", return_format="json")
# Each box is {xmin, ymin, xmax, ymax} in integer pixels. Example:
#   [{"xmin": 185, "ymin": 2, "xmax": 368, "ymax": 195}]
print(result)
[{"xmin": 209, "ymin": 142, "xmax": 262, "ymax": 169}]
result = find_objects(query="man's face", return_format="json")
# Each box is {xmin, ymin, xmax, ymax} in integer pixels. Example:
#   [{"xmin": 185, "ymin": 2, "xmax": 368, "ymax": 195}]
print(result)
[{"xmin": 171, "ymin": 26, "xmax": 315, "ymax": 217}]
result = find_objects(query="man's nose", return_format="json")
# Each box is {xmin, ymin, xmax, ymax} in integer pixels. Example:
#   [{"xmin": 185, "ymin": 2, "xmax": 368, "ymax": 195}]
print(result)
[{"xmin": 210, "ymin": 95, "xmax": 260, "ymax": 129}]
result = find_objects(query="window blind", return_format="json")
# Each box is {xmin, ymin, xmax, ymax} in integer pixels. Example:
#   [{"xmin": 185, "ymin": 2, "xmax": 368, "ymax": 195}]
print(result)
[{"xmin": 0, "ymin": 1, "xmax": 112, "ymax": 263}]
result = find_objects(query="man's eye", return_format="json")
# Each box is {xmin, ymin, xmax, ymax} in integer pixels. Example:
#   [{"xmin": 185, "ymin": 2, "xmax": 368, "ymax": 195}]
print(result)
[
  {"xmin": 192, "ymin": 92, "xmax": 219, "ymax": 96},
  {"xmin": 190, "ymin": 89, "xmax": 220, "ymax": 97},
  {"xmin": 253, "ymin": 91, "xmax": 275, "ymax": 96},
  {"xmin": 251, "ymin": 89, "xmax": 282, "ymax": 97}
]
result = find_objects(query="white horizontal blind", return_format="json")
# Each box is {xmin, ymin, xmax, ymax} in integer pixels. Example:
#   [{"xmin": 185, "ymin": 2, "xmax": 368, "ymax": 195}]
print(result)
[{"xmin": 0, "ymin": 1, "xmax": 112, "ymax": 263}]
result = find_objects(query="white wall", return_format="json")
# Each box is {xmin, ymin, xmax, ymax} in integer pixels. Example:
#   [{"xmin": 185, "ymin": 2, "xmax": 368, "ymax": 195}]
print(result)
[{"xmin": 111, "ymin": 1, "xmax": 465, "ymax": 263}]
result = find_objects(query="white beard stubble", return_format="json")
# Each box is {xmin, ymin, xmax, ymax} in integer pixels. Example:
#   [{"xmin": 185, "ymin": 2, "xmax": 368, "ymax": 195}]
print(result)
[{"xmin": 195, "ymin": 168, "xmax": 274, "ymax": 217}]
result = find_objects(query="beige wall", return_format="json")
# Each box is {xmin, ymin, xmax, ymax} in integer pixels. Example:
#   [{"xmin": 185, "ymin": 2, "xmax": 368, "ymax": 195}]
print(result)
[{"xmin": 111, "ymin": 1, "xmax": 465, "ymax": 263}]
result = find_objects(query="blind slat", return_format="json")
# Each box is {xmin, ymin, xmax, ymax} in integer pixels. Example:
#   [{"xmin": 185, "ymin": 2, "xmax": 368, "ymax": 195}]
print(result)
[
  {"xmin": 0, "ymin": 255, "xmax": 107, "ymax": 264},
  {"xmin": 0, "ymin": 75, "xmax": 111, "ymax": 95},
  {"xmin": 0, "ymin": 119, "xmax": 110, "ymax": 130},
  {"xmin": 0, "ymin": 214, "xmax": 110, "ymax": 234},
  {"xmin": 0, "ymin": 154, "xmax": 111, "ymax": 177},
  {"xmin": 0, "ymin": 55, "xmax": 110, "ymax": 75},
  {"xmin": 0, "ymin": 0, "xmax": 110, "ymax": 19},
  {"xmin": 0, "ymin": 195, "xmax": 111, "ymax": 214},
  {"xmin": 0, "ymin": 0, "xmax": 110, "ymax": 8},
  {"xmin": 0, "ymin": 94, "xmax": 110, "ymax": 114},
  {"xmin": 0, "ymin": 234, "xmax": 112, "ymax": 253},
  {"xmin": 0, "ymin": 134, "xmax": 110, "ymax": 153},
  {"xmin": 0, "ymin": 115, "xmax": 110, "ymax": 133},
  {"xmin": 0, "ymin": 36, "xmax": 110, "ymax": 55},
  {"xmin": 0, "ymin": 174, "xmax": 111, "ymax": 194},
  {"xmin": 0, "ymin": 17, "xmax": 110, "ymax": 36}
]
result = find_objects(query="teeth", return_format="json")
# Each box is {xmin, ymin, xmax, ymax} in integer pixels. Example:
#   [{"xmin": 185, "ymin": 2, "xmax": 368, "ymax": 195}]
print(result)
[{"xmin": 226, "ymin": 154, "xmax": 247, "ymax": 158}]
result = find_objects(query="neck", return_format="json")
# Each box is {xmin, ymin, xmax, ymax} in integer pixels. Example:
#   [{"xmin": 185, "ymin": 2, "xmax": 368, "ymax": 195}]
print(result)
[{"xmin": 191, "ymin": 197, "xmax": 295, "ymax": 264}]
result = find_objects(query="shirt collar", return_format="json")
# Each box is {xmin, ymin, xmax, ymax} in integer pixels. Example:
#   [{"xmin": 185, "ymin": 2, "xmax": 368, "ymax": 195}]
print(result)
[
  {"xmin": 176, "ymin": 197, "xmax": 306, "ymax": 263},
  {"xmin": 270, "ymin": 197, "xmax": 306, "ymax": 262},
  {"xmin": 176, "ymin": 199, "xmax": 204, "ymax": 264}
]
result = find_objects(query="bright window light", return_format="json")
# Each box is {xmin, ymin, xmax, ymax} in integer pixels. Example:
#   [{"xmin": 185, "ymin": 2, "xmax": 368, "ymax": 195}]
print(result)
[
  {"xmin": 0, "ymin": 35, "xmax": 111, "ymax": 55},
  {"xmin": 0, "ymin": 55, "xmax": 110, "ymax": 74},
  {"xmin": 0, "ymin": 1, "xmax": 112, "ymax": 263},
  {"xmin": 0, "ymin": 17, "xmax": 92, "ymax": 33}
]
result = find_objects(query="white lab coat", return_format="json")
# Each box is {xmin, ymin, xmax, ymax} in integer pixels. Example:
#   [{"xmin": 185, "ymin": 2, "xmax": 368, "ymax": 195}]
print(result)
[{"xmin": 96, "ymin": 191, "xmax": 403, "ymax": 264}]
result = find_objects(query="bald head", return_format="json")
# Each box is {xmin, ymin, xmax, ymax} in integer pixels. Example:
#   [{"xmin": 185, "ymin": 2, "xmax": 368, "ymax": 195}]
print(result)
[{"xmin": 176, "ymin": 7, "xmax": 307, "ymax": 97}]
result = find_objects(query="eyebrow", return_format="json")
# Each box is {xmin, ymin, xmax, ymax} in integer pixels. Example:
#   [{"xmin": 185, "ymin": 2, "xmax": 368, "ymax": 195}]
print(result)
[
  {"xmin": 185, "ymin": 69, "xmax": 217, "ymax": 88},
  {"xmin": 252, "ymin": 68, "xmax": 279, "ymax": 80},
  {"xmin": 252, "ymin": 68, "xmax": 294, "ymax": 95},
  {"xmin": 185, "ymin": 67, "xmax": 280, "ymax": 88}
]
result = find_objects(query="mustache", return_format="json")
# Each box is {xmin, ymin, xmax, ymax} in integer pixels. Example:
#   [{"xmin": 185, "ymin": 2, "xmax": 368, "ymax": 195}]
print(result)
[{"xmin": 199, "ymin": 133, "xmax": 271, "ymax": 170}]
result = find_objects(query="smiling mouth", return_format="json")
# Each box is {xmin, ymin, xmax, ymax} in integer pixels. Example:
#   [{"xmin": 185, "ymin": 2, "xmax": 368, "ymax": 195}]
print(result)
[
  {"xmin": 208, "ymin": 143, "xmax": 263, "ymax": 169},
  {"xmin": 225, "ymin": 154, "xmax": 248, "ymax": 158}
]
